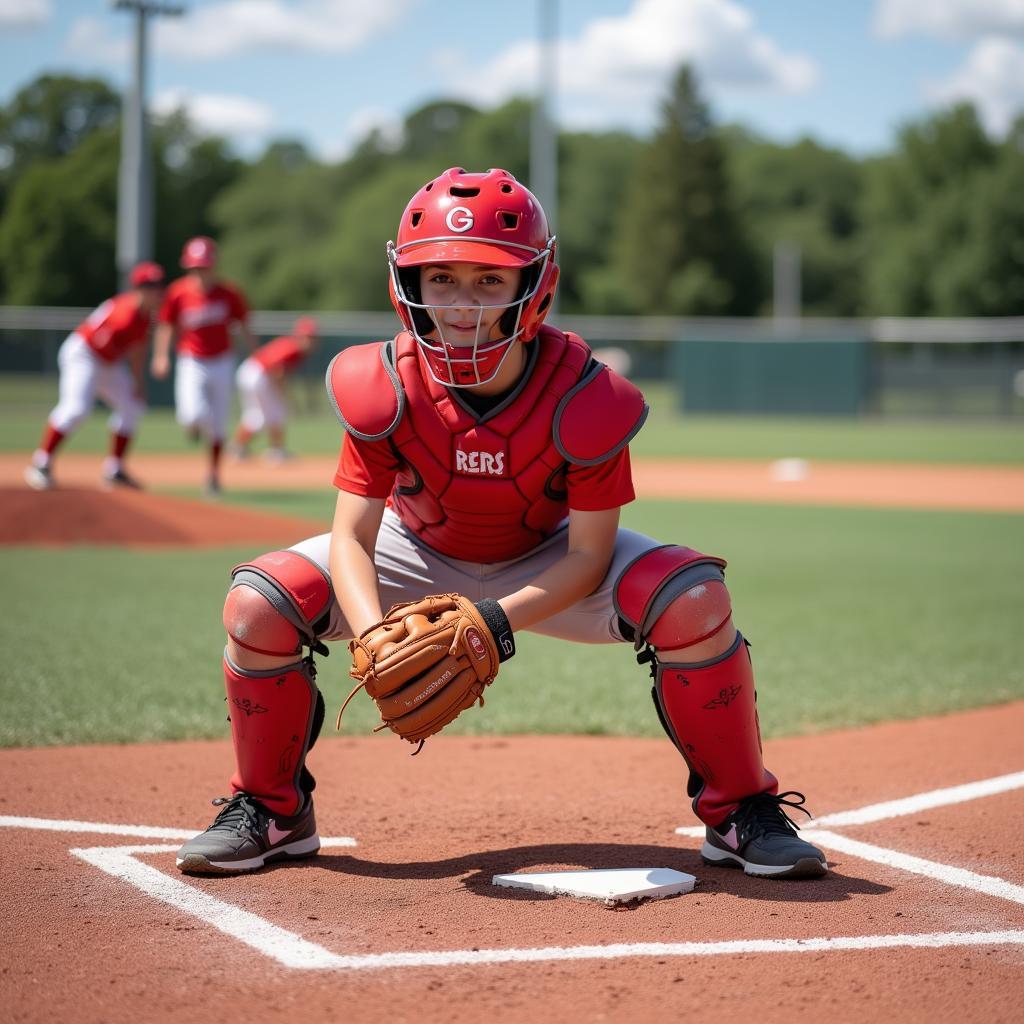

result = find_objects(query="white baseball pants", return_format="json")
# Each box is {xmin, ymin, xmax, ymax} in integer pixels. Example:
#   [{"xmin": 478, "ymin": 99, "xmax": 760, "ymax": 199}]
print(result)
[
  {"xmin": 175, "ymin": 351, "xmax": 235, "ymax": 442},
  {"xmin": 49, "ymin": 332, "xmax": 145, "ymax": 436}
]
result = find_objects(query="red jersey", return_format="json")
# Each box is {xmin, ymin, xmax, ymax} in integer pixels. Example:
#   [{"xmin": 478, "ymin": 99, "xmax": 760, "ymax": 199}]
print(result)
[
  {"xmin": 329, "ymin": 327, "xmax": 646, "ymax": 563},
  {"xmin": 252, "ymin": 336, "xmax": 305, "ymax": 375},
  {"xmin": 76, "ymin": 293, "xmax": 152, "ymax": 363},
  {"xmin": 158, "ymin": 277, "xmax": 248, "ymax": 358}
]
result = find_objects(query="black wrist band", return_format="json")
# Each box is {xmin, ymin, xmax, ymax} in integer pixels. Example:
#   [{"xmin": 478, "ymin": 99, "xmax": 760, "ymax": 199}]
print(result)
[{"xmin": 475, "ymin": 599, "xmax": 516, "ymax": 663}]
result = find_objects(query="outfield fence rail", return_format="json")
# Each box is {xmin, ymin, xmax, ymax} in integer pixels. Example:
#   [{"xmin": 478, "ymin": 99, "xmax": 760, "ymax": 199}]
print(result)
[{"xmin": 1, "ymin": 308, "xmax": 1022, "ymax": 417}]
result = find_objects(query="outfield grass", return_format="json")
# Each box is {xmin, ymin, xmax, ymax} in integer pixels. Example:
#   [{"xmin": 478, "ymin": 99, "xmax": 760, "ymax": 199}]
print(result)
[
  {"xmin": 3, "ymin": 374, "xmax": 1022, "ymax": 464},
  {"xmin": 2, "ymin": 497, "xmax": 1021, "ymax": 747}
]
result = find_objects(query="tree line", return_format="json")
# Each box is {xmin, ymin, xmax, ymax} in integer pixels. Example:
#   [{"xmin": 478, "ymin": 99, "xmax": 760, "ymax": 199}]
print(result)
[{"xmin": 1, "ymin": 67, "xmax": 1022, "ymax": 317}]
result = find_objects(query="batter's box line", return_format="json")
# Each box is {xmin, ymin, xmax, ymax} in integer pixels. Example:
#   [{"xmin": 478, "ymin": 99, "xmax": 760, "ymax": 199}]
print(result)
[
  {"xmin": 60, "ymin": 844, "xmax": 1024, "ymax": 972},
  {"xmin": 675, "ymin": 769, "xmax": 1024, "ymax": 839},
  {"xmin": 673, "ymin": 769, "xmax": 1024, "ymax": 908},
  {"xmin": 0, "ymin": 814, "xmax": 356, "ymax": 846}
]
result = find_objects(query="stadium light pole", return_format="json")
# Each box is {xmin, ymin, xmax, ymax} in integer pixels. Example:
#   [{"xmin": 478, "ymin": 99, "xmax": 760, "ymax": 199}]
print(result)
[
  {"xmin": 531, "ymin": 0, "xmax": 559, "ymax": 309},
  {"xmin": 113, "ymin": 0, "xmax": 184, "ymax": 289}
]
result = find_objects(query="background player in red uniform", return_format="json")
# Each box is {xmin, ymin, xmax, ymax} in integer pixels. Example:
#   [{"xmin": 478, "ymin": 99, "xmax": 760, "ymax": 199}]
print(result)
[
  {"xmin": 24, "ymin": 261, "xmax": 165, "ymax": 491},
  {"xmin": 231, "ymin": 315, "xmax": 319, "ymax": 462},
  {"xmin": 177, "ymin": 169, "xmax": 827, "ymax": 882},
  {"xmin": 151, "ymin": 236, "xmax": 255, "ymax": 496}
]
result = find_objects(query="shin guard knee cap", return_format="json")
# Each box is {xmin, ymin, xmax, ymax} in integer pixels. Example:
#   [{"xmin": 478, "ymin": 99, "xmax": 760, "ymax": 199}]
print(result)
[
  {"xmin": 614, "ymin": 545, "xmax": 731, "ymax": 652},
  {"xmin": 223, "ymin": 584, "xmax": 303, "ymax": 657}
]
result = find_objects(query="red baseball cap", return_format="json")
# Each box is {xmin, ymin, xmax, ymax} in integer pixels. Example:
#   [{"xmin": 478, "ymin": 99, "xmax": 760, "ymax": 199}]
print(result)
[
  {"xmin": 180, "ymin": 236, "xmax": 218, "ymax": 269},
  {"xmin": 293, "ymin": 316, "xmax": 319, "ymax": 337},
  {"xmin": 130, "ymin": 261, "xmax": 165, "ymax": 287}
]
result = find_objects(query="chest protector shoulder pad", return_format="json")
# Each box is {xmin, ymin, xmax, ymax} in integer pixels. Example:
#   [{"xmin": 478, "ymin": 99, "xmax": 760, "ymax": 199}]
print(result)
[
  {"xmin": 553, "ymin": 352, "xmax": 649, "ymax": 465},
  {"xmin": 326, "ymin": 338, "xmax": 405, "ymax": 441}
]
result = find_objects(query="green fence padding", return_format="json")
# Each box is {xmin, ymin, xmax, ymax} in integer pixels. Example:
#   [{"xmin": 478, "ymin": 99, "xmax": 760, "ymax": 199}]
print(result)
[{"xmin": 671, "ymin": 335, "xmax": 870, "ymax": 415}]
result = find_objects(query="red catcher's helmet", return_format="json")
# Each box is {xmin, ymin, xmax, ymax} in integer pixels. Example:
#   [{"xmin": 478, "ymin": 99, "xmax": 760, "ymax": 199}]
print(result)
[
  {"xmin": 388, "ymin": 167, "xmax": 559, "ymax": 388},
  {"xmin": 180, "ymin": 236, "xmax": 218, "ymax": 269},
  {"xmin": 293, "ymin": 315, "xmax": 319, "ymax": 337},
  {"xmin": 129, "ymin": 261, "xmax": 165, "ymax": 287}
]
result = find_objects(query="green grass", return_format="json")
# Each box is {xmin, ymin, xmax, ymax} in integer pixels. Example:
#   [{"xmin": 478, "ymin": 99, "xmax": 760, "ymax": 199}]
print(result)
[
  {"xmin": 2, "ymin": 498, "xmax": 1021, "ymax": 747},
  {"xmin": 4, "ymin": 375, "xmax": 1022, "ymax": 464}
]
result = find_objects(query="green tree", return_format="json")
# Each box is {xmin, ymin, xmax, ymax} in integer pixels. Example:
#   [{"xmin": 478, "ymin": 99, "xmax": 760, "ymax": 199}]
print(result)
[
  {"xmin": 0, "ymin": 127, "xmax": 120, "ymax": 304},
  {"xmin": 0, "ymin": 74, "xmax": 121, "ymax": 298},
  {"xmin": 605, "ymin": 65, "xmax": 760, "ymax": 315},
  {"xmin": 862, "ymin": 103, "xmax": 1001, "ymax": 314},
  {"xmin": 0, "ymin": 80, "xmax": 243, "ymax": 306},
  {"xmin": 558, "ymin": 130, "xmax": 643, "ymax": 313},
  {"xmin": 0, "ymin": 74, "xmax": 120, "ymax": 202},
  {"xmin": 153, "ymin": 110, "xmax": 243, "ymax": 279},
  {"xmin": 725, "ymin": 129, "xmax": 865, "ymax": 315},
  {"xmin": 211, "ymin": 140, "xmax": 334, "ymax": 308}
]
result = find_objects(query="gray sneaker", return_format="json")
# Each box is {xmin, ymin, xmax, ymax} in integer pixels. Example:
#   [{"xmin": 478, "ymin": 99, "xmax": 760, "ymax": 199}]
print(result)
[
  {"xmin": 701, "ymin": 791, "xmax": 827, "ymax": 879},
  {"xmin": 176, "ymin": 792, "xmax": 320, "ymax": 875},
  {"xmin": 24, "ymin": 464, "xmax": 54, "ymax": 491},
  {"xmin": 102, "ymin": 467, "xmax": 143, "ymax": 490}
]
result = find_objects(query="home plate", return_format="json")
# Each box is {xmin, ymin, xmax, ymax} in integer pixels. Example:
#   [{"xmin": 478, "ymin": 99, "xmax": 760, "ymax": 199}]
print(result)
[{"xmin": 492, "ymin": 868, "xmax": 696, "ymax": 906}]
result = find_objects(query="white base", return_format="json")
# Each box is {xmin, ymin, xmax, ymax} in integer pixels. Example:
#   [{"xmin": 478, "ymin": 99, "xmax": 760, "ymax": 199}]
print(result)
[{"xmin": 492, "ymin": 867, "xmax": 696, "ymax": 906}]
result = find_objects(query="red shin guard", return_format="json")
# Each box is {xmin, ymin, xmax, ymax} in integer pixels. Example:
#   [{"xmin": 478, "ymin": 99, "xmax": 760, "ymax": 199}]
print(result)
[
  {"xmin": 224, "ymin": 653, "xmax": 321, "ymax": 817},
  {"xmin": 655, "ymin": 634, "xmax": 777, "ymax": 826}
]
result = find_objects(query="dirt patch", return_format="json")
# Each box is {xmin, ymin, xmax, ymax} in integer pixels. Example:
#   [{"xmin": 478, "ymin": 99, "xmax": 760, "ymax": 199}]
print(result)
[
  {"xmin": 2, "ymin": 452, "xmax": 1023, "ymax": 513},
  {"xmin": 1, "ymin": 702, "xmax": 1022, "ymax": 1023},
  {"xmin": 0, "ymin": 486, "xmax": 326, "ymax": 546}
]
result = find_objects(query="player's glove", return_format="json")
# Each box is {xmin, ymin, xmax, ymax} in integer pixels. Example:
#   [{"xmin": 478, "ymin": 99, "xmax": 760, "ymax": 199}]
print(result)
[{"xmin": 338, "ymin": 594, "xmax": 515, "ymax": 748}]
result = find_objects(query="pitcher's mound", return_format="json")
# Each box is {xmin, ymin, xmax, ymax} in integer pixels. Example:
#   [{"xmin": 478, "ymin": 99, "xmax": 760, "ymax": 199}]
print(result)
[{"xmin": 0, "ymin": 486, "xmax": 324, "ymax": 547}]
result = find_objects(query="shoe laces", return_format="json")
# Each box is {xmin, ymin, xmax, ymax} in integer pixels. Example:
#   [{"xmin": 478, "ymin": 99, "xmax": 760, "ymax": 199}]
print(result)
[
  {"xmin": 209, "ymin": 793, "xmax": 265, "ymax": 836},
  {"xmin": 734, "ymin": 790, "xmax": 812, "ymax": 840}
]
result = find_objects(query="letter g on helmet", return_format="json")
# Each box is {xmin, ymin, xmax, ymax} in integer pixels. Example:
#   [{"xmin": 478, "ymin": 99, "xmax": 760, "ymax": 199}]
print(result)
[{"xmin": 387, "ymin": 167, "xmax": 560, "ymax": 387}]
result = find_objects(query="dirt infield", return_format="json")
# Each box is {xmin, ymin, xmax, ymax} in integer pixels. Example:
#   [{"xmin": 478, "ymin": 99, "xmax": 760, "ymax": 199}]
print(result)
[
  {"xmin": 2, "ymin": 702, "xmax": 1023, "ymax": 1023},
  {"xmin": 0, "ymin": 486, "xmax": 325, "ymax": 546},
  {"xmin": 2, "ymin": 451, "xmax": 1024, "ymax": 514}
]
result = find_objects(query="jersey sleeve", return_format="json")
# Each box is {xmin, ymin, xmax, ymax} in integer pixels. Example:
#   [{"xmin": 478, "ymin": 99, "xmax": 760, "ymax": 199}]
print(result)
[
  {"xmin": 333, "ymin": 432, "xmax": 401, "ymax": 499},
  {"xmin": 565, "ymin": 445, "xmax": 635, "ymax": 512},
  {"xmin": 85, "ymin": 299, "xmax": 117, "ymax": 347}
]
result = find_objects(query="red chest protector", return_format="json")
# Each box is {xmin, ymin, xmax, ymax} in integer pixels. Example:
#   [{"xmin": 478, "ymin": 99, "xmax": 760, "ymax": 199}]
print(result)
[{"xmin": 327, "ymin": 326, "xmax": 647, "ymax": 563}]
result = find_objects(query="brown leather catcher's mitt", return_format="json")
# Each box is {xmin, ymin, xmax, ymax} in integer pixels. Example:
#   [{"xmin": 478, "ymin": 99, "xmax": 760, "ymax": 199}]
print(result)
[{"xmin": 340, "ymin": 594, "xmax": 515, "ymax": 746}]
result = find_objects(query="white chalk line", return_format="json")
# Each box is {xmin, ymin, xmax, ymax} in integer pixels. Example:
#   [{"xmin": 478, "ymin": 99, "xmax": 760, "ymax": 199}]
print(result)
[
  {"xmin": 811, "ymin": 770, "xmax": 1024, "ymax": 828},
  {"xmin": 0, "ymin": 814, "xmax": 355, "ymax": 846},
  {"xmin": 675, "ymin": 769, "xmax": 1024, "ymax": 838},
  {"xmin": 8, "ymin": 769, "xmax": 1024, "ymax": 972},
  {"xmin": 805, "ymin": 830, "xmax": 1024, "ymax": 906},
  {"xmin": 64, "ymin": 845, "xmax": 1024, "ymax": 972},
  {"xmin": 72, "ymin": 845, "xmax": 347, "ymax": 970}
]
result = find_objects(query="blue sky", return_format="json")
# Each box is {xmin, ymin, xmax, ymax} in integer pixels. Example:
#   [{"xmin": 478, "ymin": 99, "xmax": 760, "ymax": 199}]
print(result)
[{"xmin": 2, "ymin": 0, "xmax": 1023, "ymax": 161}]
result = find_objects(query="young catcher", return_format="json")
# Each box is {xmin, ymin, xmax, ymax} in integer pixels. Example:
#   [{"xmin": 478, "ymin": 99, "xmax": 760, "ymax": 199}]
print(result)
[
  {"xmin": 25, "ymin": 261, "xmax": 165, "ymax": 491},
  {"xmin": 177, "ymin": 168, "xmax": 828, "ymax": 881},
  {"xmin": 231, "ymin": 315, "xmax": 319, "ymax": 462}
]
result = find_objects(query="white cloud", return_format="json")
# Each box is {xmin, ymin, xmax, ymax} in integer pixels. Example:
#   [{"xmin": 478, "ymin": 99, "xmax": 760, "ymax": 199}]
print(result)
[
  {"xmin": 874, "ymin": 0, "xmax": 1024, "ymax": 40},
  {"xmin": 0, "ymin": 0, "xmax": 51, "ymax": 28},
  {"xmin": 152, "ymin": 88, "xmax": 275, "ymax": 138},
  {"xmin": 316, "ymin": 107, "xmax": 404, "ymax": 163},
  {"xmin": 925, "ymin": 37, "xmax": 1024, "ymax": 134},
  {"xmin": 65, "ymin": 17, "xmax": 130, "ymax": 64},
  {"xmin": 442, "ymin": 0, "xmax": 818, "ymax": 132},
  {"xmin": 160, "ymin": 0, "xmax": 413, "ymax": 60},
  {"xmin": 67, "ymin": 0, "xmax": 414, "ymax": 63}
]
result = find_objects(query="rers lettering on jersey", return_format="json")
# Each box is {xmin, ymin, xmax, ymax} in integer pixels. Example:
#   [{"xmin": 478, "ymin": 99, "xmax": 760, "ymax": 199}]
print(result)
[{"xmin": 453, "ymin": 445, "xmax": 507, "ymax": 477}]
